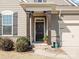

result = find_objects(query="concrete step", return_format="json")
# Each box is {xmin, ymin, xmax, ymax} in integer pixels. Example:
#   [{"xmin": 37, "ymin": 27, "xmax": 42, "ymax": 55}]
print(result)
[{"xmin": 33, "ymin": 43, "xmax": 50, "ymax": 49}]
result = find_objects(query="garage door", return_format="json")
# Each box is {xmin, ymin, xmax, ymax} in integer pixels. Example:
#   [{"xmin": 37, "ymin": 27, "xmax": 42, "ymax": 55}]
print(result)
[{"xmin": 62, "ymin": 26, "xmax": 79, "ymax": 47}]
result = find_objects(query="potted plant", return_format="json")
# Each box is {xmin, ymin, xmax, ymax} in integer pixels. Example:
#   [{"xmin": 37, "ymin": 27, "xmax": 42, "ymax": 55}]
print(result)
[{"xmin": 43, "ymin": 35, "xmax": 48, "ymax": 44}]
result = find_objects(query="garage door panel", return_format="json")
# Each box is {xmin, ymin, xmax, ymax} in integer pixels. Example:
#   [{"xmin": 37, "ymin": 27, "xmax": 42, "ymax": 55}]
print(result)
[
  {"xmin": 62, "ymin": 26, "xmax": 79, "ymax": 47},
  {"xmin": 62, "ymin": 42, "xmax": 79, "ymax": 47}
]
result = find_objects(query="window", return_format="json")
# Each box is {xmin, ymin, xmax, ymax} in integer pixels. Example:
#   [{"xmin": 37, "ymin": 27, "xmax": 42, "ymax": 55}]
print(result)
[
  {"xmin": 3, "ymin": 15, "xmax": 12, "ymax": 25},
  {"xmin": 72, "ymin": 0, "xmax": 79, "ymax": 5},
  {"xmin": 1, "ymin": 10, "xmax": 13, "ymax": 35},
  {"xmin": 38, "ymin": 0, "xmax": 42, "ymax": 2},
  {"xmin": 2, "ymin": 15, "xmax": 13, "ymax": 35},
  {"xmin": 68, "ymin": 0, "xmax": 79, "ymax": 6},
  {"xmin": 3, "ymin": 26, "xmax": 12, "ymax": 35},
  {"xmin": 34, "ymin": 0, "xmax": 46, "ymax": 2}
]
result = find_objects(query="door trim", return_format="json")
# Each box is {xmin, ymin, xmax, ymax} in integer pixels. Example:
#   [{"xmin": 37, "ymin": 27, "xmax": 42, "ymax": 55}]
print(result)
[{"xmin": 34, "ymin": 17, "xmax": 45, "ymax": 42}]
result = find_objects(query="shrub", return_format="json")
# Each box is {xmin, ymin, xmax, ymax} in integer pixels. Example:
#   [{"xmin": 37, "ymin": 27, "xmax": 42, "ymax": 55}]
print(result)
[
  {"xmin": 16, "ymin": 37, "xmax": 32, "ymax": 52},
  {"xmin": 1, "ymin": 38, "xmax": 14, "ymax": 51}
]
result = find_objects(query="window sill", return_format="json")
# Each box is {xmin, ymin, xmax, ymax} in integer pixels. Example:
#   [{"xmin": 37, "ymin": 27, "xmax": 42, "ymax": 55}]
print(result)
[{"xmin": 2, "ymin": 35, "xmax": 13, "ymax": 37}]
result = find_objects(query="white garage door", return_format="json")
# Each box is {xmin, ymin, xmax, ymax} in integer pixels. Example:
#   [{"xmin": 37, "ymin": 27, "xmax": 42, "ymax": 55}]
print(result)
[{"xmin": 62, "ymin": 26, "xmax": 79, "ymax": 47}]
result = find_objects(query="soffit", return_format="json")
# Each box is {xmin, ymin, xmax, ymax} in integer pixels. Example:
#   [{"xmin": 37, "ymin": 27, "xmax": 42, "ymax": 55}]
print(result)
[{"xmin": 20, "ymin": 2, "xmax": 56, "ymax": 11}]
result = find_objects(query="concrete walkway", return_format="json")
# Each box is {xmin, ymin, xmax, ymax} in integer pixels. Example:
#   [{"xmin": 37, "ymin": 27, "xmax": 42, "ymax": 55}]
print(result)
[
  {"xmin": 33, "ymin": 44, "xmax": 71, "ymax": 59},
  {"xmin": 33, "ymin": 43, "xmax": 79, "ymax": 59},
  {"xmin": 62, "ymin": 47, "xmax": 79, "ymax": 59}
]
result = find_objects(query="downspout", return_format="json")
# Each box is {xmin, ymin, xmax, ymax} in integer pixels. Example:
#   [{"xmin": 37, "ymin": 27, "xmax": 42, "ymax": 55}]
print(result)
[{"xmin": 59, "ymin": 10, "xmax": 61, "ymax": 18}]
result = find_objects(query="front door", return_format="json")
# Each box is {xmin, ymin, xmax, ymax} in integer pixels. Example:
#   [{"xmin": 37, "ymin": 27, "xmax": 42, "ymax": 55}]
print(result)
[
  {"xmin": 36, "ymin": 22, "xmax": 44, "ymax": 41},
  {"xmin": 34, "ymin": 17, "xmax": 45, "ymax": 42}
]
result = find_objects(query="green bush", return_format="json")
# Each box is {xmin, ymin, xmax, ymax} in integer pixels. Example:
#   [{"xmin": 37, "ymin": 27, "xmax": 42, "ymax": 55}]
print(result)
[
  {"xmin": 2, "ymin": 38, "xmax": 14, "ymax": 51},
  {"xmin": 16, "ymin": 37, "xmax": 32, "ymax": 52}
]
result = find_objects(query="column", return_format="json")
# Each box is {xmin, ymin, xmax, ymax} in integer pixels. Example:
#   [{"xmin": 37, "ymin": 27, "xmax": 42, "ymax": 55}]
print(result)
[
  {"xmin": 46, "ymin": 11, "xmax": 52, "ymax": 45},
  {"xmin": 30, "ymin": 12, "xmax": 33, "ymax": 45},
  {"xmin": 26, "ymin": 12, "xmax": 30, "ymax": 39},
  {"xmin": 26, "ymin": 11, "xmax": 33, "ymax": 45}
]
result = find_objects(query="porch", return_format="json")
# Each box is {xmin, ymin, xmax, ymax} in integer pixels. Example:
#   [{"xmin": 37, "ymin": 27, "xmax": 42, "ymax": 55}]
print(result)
[
  {"xmin": 26, "ymin": 12, "xmax": 52, "ymax": 45},
  {"xmin": 20, "ymin": 2, "xmax": 60, "ymax": 45}
]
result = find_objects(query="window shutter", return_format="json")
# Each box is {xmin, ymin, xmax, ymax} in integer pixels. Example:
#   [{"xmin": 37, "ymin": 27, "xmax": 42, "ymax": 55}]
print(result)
[
  {"xmin": 34, "ymin": 0, "xmax": 37, "ymax": 2},
  {"xmin": 0, "ymin": 14, "xmax": 2, "ymax": 35},
  {"xmin": 43, "ymin": 0, "xmax": 46, "ymax": 2},
  {"xmin": 13, "ymin": 12, "xmax": 18, "ymax": 35}
]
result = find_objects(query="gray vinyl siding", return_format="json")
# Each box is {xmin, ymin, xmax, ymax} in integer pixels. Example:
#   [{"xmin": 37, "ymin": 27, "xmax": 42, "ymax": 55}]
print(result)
[{"xmin": 0, "ymin": 14, "xmax": 2, "ymax": 35}]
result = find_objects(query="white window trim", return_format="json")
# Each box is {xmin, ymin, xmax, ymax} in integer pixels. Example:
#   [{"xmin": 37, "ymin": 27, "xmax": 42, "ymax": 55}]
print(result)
[
  {"xmin": 1, "ymin": 11, "xmax": 13, "ymax": 36},
  {"xmin": 34, "ymin": 0, "xmax": 46, "ymax": 3}
]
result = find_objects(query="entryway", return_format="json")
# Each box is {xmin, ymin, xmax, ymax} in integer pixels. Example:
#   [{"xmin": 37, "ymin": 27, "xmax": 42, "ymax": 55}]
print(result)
[
  {"xmin": 36, "ymin": 22, "xmax": 44, "ymax": 41},
  {"xmin": 34, "ymin": 17, "xmax": 45, "ymax": 42}
]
